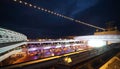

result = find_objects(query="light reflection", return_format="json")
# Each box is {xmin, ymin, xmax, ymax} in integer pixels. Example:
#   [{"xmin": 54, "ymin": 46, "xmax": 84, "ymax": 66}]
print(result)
[
  {"xmin": 88, "ymin": 40, "xmax": 106, "ymax": 47},
  {"xmin": 29, "ymin": 48, "xmax": 37, "ymax": 51}
]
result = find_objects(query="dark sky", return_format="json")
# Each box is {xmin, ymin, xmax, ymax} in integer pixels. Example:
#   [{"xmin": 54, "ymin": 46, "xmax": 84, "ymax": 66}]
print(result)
[{"xmin": 0, "ymin": 0, "xmax": 120, "ymax": 38}]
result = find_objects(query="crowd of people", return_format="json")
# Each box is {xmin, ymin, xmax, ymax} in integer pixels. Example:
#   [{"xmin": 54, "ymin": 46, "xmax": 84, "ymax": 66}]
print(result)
[
  {"xmin": 1, "ymin": 40, "xmax": 89, "ymax": 66},
  {"xmin": 25, "ymin": 41, "xmax": 88, "ymax": 58}
]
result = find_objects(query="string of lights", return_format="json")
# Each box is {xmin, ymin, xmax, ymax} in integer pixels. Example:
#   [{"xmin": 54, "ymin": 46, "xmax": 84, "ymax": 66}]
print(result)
[{"xmin": 13, "ymin": 0, "xmax": 105, "ymax": 30}]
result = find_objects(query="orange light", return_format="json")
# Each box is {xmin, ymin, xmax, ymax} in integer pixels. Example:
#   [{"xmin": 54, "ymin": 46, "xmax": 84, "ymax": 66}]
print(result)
[{"xmin": 64, "ymin": 57, "xmax": 72, "ymax": 63}]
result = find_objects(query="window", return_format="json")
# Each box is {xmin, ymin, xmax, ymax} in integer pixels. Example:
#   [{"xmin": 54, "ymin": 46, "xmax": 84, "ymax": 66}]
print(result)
[
  {"xmin": 5, "ymin": 35, "xmax": 8, "ymax": 38},
  {"xmin": 0, "ymin": 35, "xmax": 2, "ymax": 38}
]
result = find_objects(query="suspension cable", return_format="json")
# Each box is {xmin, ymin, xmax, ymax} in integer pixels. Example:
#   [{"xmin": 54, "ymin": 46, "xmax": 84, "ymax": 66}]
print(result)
[{"xmin": 13, "ymin": 0, "xmax": 105, "ymax": 30}]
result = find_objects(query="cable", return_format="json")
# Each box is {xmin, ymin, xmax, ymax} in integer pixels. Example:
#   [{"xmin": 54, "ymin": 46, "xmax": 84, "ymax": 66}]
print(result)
[{"xmin": 13, "ymin": 0, "xmax": 105, "ymax": 30}]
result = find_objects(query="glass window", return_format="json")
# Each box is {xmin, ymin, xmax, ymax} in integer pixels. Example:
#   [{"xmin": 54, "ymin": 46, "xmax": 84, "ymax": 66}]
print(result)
[{"xmin": 0, "ymin": 35, "xmax": 2, "ymax": 38}]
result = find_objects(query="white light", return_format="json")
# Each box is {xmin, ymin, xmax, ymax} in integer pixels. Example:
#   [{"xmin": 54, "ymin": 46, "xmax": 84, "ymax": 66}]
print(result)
[
  {"xmin": 56, "ymin": 14, "xmax": 59, "ymax": 16},
  {"xmin": 50, "ymin": 11, "xmax": 54, "ymax": 14},
  {"xmin": 29, "ymin": 4, "xmax": 32, "ymax": 7},
  {"xmin": 51, "ymin": 53, "xmax": 54, "ymax": 56},
  {"xmin": 48, "ymin": 10, "xmax": 51, "ymax": 13},
  {"xmin": 38, "ymin": 7, "xmax": 40, "ymax": 9},
  {"xmin": 44, "ymin": 46, "xmax": 51, "ymax": 49},
  {"xmin": 88, "ymin": 40, "xmax": 106, "ymax": 47},
  {"xmin": 56, "ymin": 45, "xmax": 62, "ymax": 48},
  {"xmin": 69, "ymin": 18, "xmax": 74, "ymax": 21},
  {"xmin": 63, "ymin": 15, "xmax": 66, "ymax": 18},
  {"xmin": 72, "ymin": 44, "xmax": 80, "ymax": 46},
  {"xmin": 75, "ymin": 20, "xmax": 79, "ymax": 22},
  {"xmin": 34, "ymin": 6, "xmax": 37, "ymax": 8},
  {"xmin": 44, "ymin": 9, "xmax": 47, "ymax": 12},
  {"xmin": 13, "ymin": 0, "xmax": 17, "ymax": 2},
  {"xmin": 65, "ymin": 44, "xmax": 70, "ymax": 47},
  {"xmin": 54, "ymin": 13, "xmax": 57, "ymax": 15},
  {"xmin": 59, "ymin": 14, "xmax": 62, "ymax": 16},
  {"xmin": 29, "ymin": 48, "xmax": 37, "ymax": 51},
  {"xmin": 24, "ymin": 2, "xmax": 27, "ymax": 5},
  {"xmin": 41, "ymin": 8, "xmax": 44, "ymax": 10},
  {"xmin": 19, "ymin": 1, "xmax": 22, "ymax": 3}
]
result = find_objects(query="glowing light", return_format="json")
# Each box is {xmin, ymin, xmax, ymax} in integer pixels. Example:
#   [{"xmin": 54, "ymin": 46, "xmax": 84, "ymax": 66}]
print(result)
[
  {"xmin": 56, "ymin": 14, "xmax": 59, "ymax": 16},
  {"xmin": 38, "ymin": 39, "xmax": 42, "ymax": 41},
  {"xmin": 75, "ymin": 20, "xmax": 105, "ymax": 30},
  {"xmin": 24, "ymin": 2, "xmax": 27, "ymax": 5},
  {"xmin": 54, "ymin": 13, "xmax": 57, "ymax": 15},
  {"xmin": 44, "ymin": 46, "xmax": 51, "ymax": 49},
  {"xmin": 19, "ymin": 1, "xmax": 22, "ymax": 3},
  {"xmin": 13, "ymin": 0, "xmax": 17, "ymax": 2},
  {"xmin": 44, "ymin": 9, "xmax": 47, "ymax": 12},
  {"xmin": 48, "ymin": 10, "xmax": 51, "ymax": 13},
  {"xmin": 64, "ymin": 57, "xmax": 72, "ymax": 63},
  {"xmin": 29, "ymin": 48, "xmax": 37, "ymax": 51},
  {"xmin": 59, "ymin": 14, "xmax": 62, "ymax": 16},
  {"xmin": 50, "ymin": 11, "xmax": 54, "ymax": 14},
  {"xmin": 38, "ymin": 7, "xmax": 40, "ymax": 9},
  {"xmin": 88, "ymin": 40, "xmax": 106, "ymax": 47},
  {"xmin": 56, "ymin": 45, "xmax": 62, "ymax": 48},
  {"xmin": 29, "ymin": 4, "xmax": 32, "ymax": 7},
  {"xmin": 34, "ymin": 6, "xmax": 37, "ymax": 8},
  {"xmin": 51, "ymin": 53, "xmax": 54, "ymax": 56},
  {"xmin": 41, "ymin": 8, "xmax": 44, "ymax": 11},
  {"xmin": 65, "ymin": 44, "xmax": 70, "ymax": 47},
  {"xmin": 27, "ymin": 39, "xmax": 29, "ymax": 41},
  {"xmin": 72, "ymin": 44, "xmax": 80, "ymax": 46}
]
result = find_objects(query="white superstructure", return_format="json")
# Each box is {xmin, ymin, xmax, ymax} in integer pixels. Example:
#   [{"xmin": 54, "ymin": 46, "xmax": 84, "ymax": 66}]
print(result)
[{"xmin": 0, "ymin": 27, "xmax": 27, "ymax": 43}]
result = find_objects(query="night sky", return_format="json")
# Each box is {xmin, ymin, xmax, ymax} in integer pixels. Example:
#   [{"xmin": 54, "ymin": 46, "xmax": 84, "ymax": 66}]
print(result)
[{"xmin": 0, "ymin": 0, "xmax": 120, "ymax": 38}]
